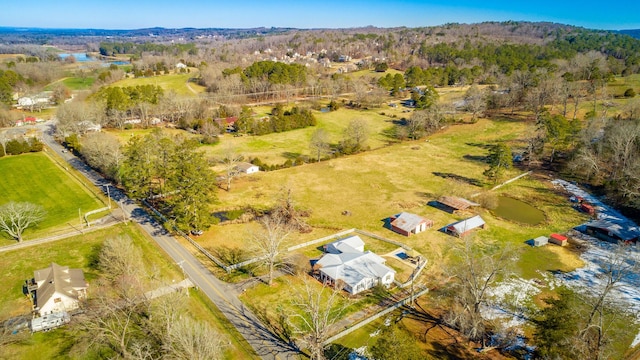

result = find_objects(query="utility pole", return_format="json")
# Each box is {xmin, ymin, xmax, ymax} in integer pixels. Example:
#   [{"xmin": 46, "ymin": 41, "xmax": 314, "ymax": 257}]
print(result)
[
  {"xmin": 105, "ymin": 184, "xmax": 111, "ymax": 209},
  {"xmin": 120, "ymin": 199, "xmax": 127, "ymax": 224}
]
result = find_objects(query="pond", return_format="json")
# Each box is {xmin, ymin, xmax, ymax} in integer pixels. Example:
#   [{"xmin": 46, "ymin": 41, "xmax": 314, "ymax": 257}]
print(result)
[
  {"xmin": 493, "ymin": 196, "xmax": 545, "ymax": 225},
  {"xmin": 59, "ymin": 53, "xmax": 95, "ymax": 62},
  {"xmin": 59, "ymin": 53, "xmax": 130, "ymax": 66}
]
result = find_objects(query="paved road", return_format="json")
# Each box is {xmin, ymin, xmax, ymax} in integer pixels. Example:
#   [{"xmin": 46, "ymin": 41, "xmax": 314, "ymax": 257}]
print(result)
[{"xmin": 37, "ymin": 122, "xmax": 301, "ymax": 360}]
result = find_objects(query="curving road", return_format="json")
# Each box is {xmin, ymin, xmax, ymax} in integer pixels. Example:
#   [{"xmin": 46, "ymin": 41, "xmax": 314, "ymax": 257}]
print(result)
[{"xmin": 37, "ymin": 122, "xmax": 301, "ymax": 360}]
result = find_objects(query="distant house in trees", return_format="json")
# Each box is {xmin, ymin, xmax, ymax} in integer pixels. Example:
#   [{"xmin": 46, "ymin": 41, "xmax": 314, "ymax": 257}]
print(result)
[
  {"xmin": 78, "ymin": 121, "xmax": 102, "ymax": 133},
  {"xmin": 214, "ymin": 116, "xmax": 237, "ymax": 132},
  {"xmin": 316, "ymin": 236, "xmax": 395, "ymax": 295},
  {"xmin": 26, "ymin": 263, "xmax": 88, "ymax": 316},
  {"xmin": 445, "ymin": 215, "xmax": 486, "ymax": 237},
  {"xmin": 235, "ymin": 162, "xmax": 259, "ymax": 175},
  {"xmin": 175, "ymin": 62, "xmax": 187, "ymax": 69},
  {"xmin": 389, "ymin": 212, "xmax": 433, "ymax": 236}
]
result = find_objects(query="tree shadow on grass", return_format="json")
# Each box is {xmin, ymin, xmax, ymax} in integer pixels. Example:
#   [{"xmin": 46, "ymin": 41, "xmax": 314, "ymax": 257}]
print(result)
[
  {"xmin": 432, "ymin": 172, "xmax": 484, "ymax": 187},
  {"xmin": 282, "ymin": 151, "xmax": 302, "ymax": 160},
  {"xmin": 462, "ymin": 154, "xmax": 489, "ymax": 164}
]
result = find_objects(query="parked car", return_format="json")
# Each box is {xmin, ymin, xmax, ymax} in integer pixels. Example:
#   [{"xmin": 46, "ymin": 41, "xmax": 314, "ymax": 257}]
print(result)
[{"xmin": 191, "ymin": 229, "xmax": 203, "ymax": 236}]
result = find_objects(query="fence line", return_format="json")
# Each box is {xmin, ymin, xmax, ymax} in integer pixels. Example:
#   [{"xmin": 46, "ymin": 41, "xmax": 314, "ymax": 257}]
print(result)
[
  {"xmin": 394, "ymin": 258, "xmax": 428, "ymax": 288},
  {"xmin": 286, "ymin": 228, "xmax": 356, "ymax": 252},
  {"xmin": 323, "ymin": 287, "xmax": 430, "ymax": 345},
  {"xmin": 354, "ymin": 229, "xmax": 413, "ymax": 251},
  {"xmin": 84, "ymin": 207, "xmax": 110, "ymax": 225}
]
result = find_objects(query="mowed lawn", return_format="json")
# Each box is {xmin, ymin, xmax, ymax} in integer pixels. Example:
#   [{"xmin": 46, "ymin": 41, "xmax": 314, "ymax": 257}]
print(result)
[
  {"xmin": 0, "ymin": 153, "xmax": 104, "ymax": 243},
  {"xmin": 111, "ymin": 72, "xmax": 205, "ymax": 95}
]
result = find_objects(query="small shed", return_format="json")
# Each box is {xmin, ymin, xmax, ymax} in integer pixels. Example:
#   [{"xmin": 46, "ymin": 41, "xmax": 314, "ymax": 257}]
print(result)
[
  {"xmin": 235, "ymin": 162, "xmax": 259, "ymax": 175},
  {"xmin": 549, "ymin": 233, "xmax": 568, "ymax": 246},
  {"xmin": 533, "ymin": 236, "xmax": 548, "ymax": 247},
  {"xmin": 389, "ymin": 212, "xmax": 433, "ymax": 236},
  {"xmin": 446, "ymin": 215, "xmax": 486, "ymax": 237},
  {"xmin": 437, "ymin": 196, "xmax": 479, "ymax": 213}
]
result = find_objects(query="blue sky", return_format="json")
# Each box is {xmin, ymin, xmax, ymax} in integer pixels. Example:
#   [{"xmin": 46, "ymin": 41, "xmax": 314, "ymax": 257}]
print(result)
[{"xmin": 1, "ymin": 0, "xmax": 638, "ymax": 30}]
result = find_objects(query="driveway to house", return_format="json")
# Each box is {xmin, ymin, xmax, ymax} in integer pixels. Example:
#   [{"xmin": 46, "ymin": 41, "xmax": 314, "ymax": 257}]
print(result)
[{"xmin": 37, "ymin": 121, "xmax": 301, "ymax": 360}]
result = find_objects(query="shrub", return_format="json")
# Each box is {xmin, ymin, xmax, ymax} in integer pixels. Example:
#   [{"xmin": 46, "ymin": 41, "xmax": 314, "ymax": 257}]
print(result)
[
  {"xmin": 624, "ymin": 88, "xmax": 636, "ymax": 98},
  {"xmin": 29, "ymin": 138, "xmax": 44, "ymax": 152},
  {"xmin": 5, "ymin": 139, "xmax": 30, "ymax": 155},
  {"xmin": 225, "ymin": 209, "xmax": 245, "ymax": 221}
]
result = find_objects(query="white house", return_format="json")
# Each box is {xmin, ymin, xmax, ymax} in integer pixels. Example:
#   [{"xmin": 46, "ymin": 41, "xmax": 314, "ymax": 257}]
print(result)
[
  {"xmin": 176, "ymin": 62, "xmax": 187, "ymax": 69},
  {"xmin": 235, "ymin": 162, "xmax": 260, "ymax": 174},
  {"xmin": 316, "ymin": 236, "xmax": 395, "ymax": 295},
  {"xmin": 78, "ymin": 121, "xmax": 102, "ymax": 133},
  {"xmin": 32, "ymin": 263, "xmax": 88, "ymax": 316},
  {"xmin": 323, "ymin": 235, "xmax": 365, "ymax": 254}
]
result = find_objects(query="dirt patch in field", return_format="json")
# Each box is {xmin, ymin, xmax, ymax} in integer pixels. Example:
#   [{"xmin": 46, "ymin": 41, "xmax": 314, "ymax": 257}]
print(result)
[{"xmin": 546, "ymin": 245, "xmax": 585, "ymax": 271}]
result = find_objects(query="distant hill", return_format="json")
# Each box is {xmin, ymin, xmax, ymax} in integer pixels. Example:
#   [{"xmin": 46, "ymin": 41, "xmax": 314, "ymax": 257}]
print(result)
[{"xmin": 620, "ymin": 29, "xmax": 640, "ymax": 39}]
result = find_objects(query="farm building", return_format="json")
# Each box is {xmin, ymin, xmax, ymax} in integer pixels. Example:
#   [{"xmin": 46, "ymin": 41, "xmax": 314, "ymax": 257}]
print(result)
[
  {"xmin": 316, "ymin": 238, "xmax": 395, "ymax": 295},
  {"xmin": 235, "ymin": 162, "xmax": 260, "ymax": 174},
  {"xmin": 324, "ymin": 235, "xmax": 365, "ymax": 254},
  {"xmin": 446, "ymin": 215, "xmax": 486, "ymax": 237},
  {"xmin": 389, "ymin": 212, "xmax": 433, "ymax": 236},
  {"xmin": 214, "ymin": 116, "xmax": 238, "ymax": 132},
  {"xmin": 532, "ymin": 236, "xmax": 548, "ymax": 247},
  {"xmin": 585, "ymin": 220, "xmax": 640, "ymax": 243},
  {"xmin": 27, "ymin": 263, "xmax": 88, "ymax": 316},
  {"xmin": 549, "ymin": 233, "xmax": 568, "ymax": 246},
  {"xmin": 437, "ymin": 196, "xmax": 480, "ymax": 213}
]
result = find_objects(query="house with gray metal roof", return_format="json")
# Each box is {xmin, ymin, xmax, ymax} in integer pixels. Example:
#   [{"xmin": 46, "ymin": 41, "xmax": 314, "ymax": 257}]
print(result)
[
  {"xmin": 585, "ymin": 219, "xmax": 640, "ymax": 243},
  {"xmin": 316, "ymin": 238, "xmax": 395, "ymax": 295}
]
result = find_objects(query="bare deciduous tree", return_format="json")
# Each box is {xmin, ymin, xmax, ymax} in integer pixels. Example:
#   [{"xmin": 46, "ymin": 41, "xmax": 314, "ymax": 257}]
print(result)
[
  {"xmin": 220, "ymin": 144, "xmax": 243, "ymax": 191},
  {"xmin": 443, "ymin": 236, "xmax": 517, "ymax": 345},
  {"xmin": 576, "ymin": 243, "xmax": 640, "ymax": 360},
  {"xmin": 288, "ymin": 277, "xmax": 346, "ymax": 360},
  {"xmin": 309, "ymin": 128, "xmax": 331, "ymax": 161},
  {"xmin": 252, "ymin": 215, "xmax": 291, "ymax": 286},
  {"xmin": 164, "ymin": 317, "xmax": 226, "ymax": 360},
  {"xmin": 464, "ymin": 84, "xmax": 486, "ymax": 122},
  {"xmin": 0, "ymin": 202, "xmax": 46, "ymax": 242},
  {"xmin": 80, "ymin": 132, "xmax": 123, "ymax": 181}
]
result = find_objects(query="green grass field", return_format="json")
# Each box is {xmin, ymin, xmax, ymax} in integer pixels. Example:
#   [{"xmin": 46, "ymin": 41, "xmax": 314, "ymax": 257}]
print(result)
[
  {"xmin": 110, "ymin": 72, "xmax": 206, "ymax": 96},
  {"xmin": 203, "ymin": 106, "xmax": 400, "ymax": 165},
  {"xmin": 61, "ymin": 76, "xmax": 96, "ymax": 90},
  {"xmin": 0, "ymin": 223, "xmax": 256, "ymax": 359},
  {"xmin": 0, "ymin": 153, "xmax": 105, "ymax": 243}
]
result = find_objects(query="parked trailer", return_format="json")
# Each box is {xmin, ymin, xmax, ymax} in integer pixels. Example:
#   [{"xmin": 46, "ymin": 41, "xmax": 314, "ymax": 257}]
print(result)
[
  {"xmin": 580, "ymin": 203, "xmax": 596, "ymax": 215},
  {"xmin": 30, "ymin": 312, "xmax": 70, "ymax": 332}
]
